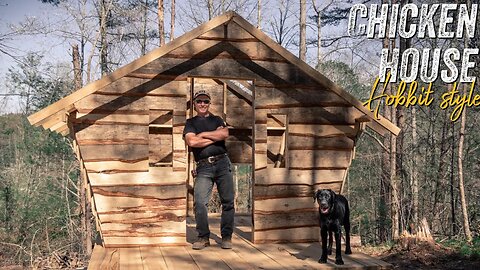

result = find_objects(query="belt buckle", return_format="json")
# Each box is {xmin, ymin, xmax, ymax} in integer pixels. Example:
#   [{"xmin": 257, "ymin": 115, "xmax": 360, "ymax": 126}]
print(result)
[{"xmin": 207, "ymin": 156, "xmax": 215, "ymax": 163}]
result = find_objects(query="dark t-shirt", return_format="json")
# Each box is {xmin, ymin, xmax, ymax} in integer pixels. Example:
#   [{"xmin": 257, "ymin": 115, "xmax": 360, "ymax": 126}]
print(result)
[{"xmin": 183, "ymin": 114, "xmax": 227, "ymax": 161}]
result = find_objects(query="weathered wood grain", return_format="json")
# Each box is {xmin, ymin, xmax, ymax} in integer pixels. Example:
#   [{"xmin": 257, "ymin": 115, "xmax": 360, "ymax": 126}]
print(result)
[
  {"xmin": 288, "ymin": 150, "xmax": 352, "ymax": 169},
  {"xmin": 92, "ymin": 184, "xmax": 185, "ymax": 200},
  {"xmin": 256, "ymin": 86, "xmax": 349, "ymax": 108},
  {"xmin": 254, "ymin": 182, "xmax": 342, "ymax": 199},
  {"xmin": 289, "ymin": 124, "xmax": 356, "ymax": 137},
  {"xmin": 253, "ymin": 227, "xmax": 319, "ymax": 243},
  {"xmin": 93, "ymin": 194, "xmax": 186, "ymax": 214},
  {"xmin": 255, "ymin": 168, "xmax": 347, "ymax": 185},
  {"xmin": 96, "ymin": 77, "xmax": 188, "ymax": 96},
  {"xmin": 75, "ymin": 124, "xmax": 148, "ymax": 144},
  {"xmin": 105, "ymin": 236, "xmax": 186, "ymax": 247},
  {"xmin": 74, "ymin": 112, "xmax": 149, "ymax": 125},
  {"xmin": 288, "ymin": 135, "xmax": 354, "ymax": 150},
  {"xmin": 254, "ymin": 210, "xmax": 318, "ymax": 231},
  {"xmin": 255, "ymin": 197, "xmax": 319, "ymax": 213},
  {"xmin": 79, "ymin": 144, "xmax": 148, "ymax": 162},
  {"xmin": 84, "ymin": 160, "xmax": 150, "ymax": 173},
  {"xmin": 88, "ymin": 168, "xmax": 186, "ymax": 186}
]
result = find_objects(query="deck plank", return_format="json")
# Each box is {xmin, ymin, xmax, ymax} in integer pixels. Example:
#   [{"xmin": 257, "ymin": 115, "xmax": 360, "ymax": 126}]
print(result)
[
  {"xmin": 140, "ymin": 246, "xmax": 168, "ymax": 270},
  {"xmin": 88, "ymin": 245, "xmax": 108, "ymax": 270},
  {"xmin": 161, "ymin": 246, "xmax": 200, "ymax": 269},
  {"xmin": 186, "ymin": 224, "xmax": 256, "ymax": 270},
  {"xmin": 119, "ymin": 247, "xmax": 143, "ymax": 270},
  {"xmin": 282, "ymin": 243, "xmax": 362, "ymax": 269},
  {"xmin": 100, "ymin": 248, "xmax": 120, "ymax": 270},
  {"xmin": 339, "ymin": 250, "xmax": 392, "ymax": 270},
  {"xmin": 187, "ymin": 247, "xmax": 232, "ymax": 270},
  {"xmin": 253, "ymin": 243, "xmax": 316, "ymax": 269}
]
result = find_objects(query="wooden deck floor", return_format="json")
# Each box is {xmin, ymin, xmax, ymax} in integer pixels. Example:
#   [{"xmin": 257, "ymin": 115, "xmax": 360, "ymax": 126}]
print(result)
[{"xmin": 88, "ymin": 215, "xmax": 392, "ymax": 269}]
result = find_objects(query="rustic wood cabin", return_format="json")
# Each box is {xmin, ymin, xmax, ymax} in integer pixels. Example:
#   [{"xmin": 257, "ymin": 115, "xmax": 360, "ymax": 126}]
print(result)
[{"xmin": 28, "ymin": 11, "xmax": 399, "ymax": 269}]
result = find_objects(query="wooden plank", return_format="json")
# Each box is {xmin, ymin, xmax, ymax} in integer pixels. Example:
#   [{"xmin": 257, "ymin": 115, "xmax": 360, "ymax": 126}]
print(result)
[
  {"xmin": 28, "ymin": 11, "xmax": 237, "ymax": 125},
  {"xmin": 88, "ymin": 244, "xmax": 108, "ymax": 270},
  {"xmin": 74, "ymin": 94, "xmax": 147, "ymax": 112},
  {"xmin": 88, "ymin": 168, "xmax": 185, "ymax": 186},
  {"xmin": 145, "ymin": 96, "xmax": 185, "ymax": 110},
  {"xmin": 231, "ymin": 14, "xmax": 400, "ymax": 136},
  {"xmin": 344, "ymin": 250, "xmax": 393, "ymax": 269},
  {"xmin": 253, "ymin": 227, "xmax": 319, "ymax": 243},
  {"xmin": 79, "ymin": 144, "xmax": 148, "ymax": 162},
  {"xmin": 92, "ymin": 184, "xmax": 186, "ymax": 200},
  {"xmin": 99, "ymin": 248, "xmax": 120, "ymax": 270},
  {"xmin": 270, "ymin": 107, "xmax": 355, "ymax": 125},
  {"xmin": 255, "ymin": 197, "xmax": 317, "ymax": 213},
  {"xmin": 281, "ymin": 243, "xmax": 351, "ymax": 269},
  {"xmin": 140, "ymin": 246, "xmax": 168, "ymax": 270},
  {"xmin": 75, "ymin": 112, "xmax": 150, "ymax": 125},
  {"xmin": 102, "ymin": 220, "xmax": 186, "ymax": 236},
  {"xmin": 256, "ymin": 86, "xmax": 349, "ymax": 108},
  {"xmin": 255, "ymin": 168, "xmax": 346, "ymax": 185},
  {"xmin": 97, "ymin": 77, "xmax": 188, "ymax": 96},
  {"xmin": 119, "ymin": 248, "xmax": 143, "ymax": 270},
  {"xmin": 99, "ymin": 209, "xmax": 185, "ymax": 223},
  {"xmin": 106, "ymin": 236, "xmax": 186, "ymax": 247},
  {"xmin": 254, "ymin": 182, "xmax": 343, "ymax": 200},
  {"xmin": 161, "ymin": 246, "xmax": 200, "ymax": 269},
  {"xmin": 289, "ymin": 135, "xmax": 354, "ymax": 150},
  {"xmin": 93, "ymin": 194, "xmax": 186, "ymax": 214},
  {"xmin": 84, "ymin": 160, "xmax": 150, "ymax": 173},
  {"xmin": 254, "ymin": 210, "xmax": 319, "ymax": 231},
  {"xmin": 199, "ymin": 21, "xmax": 256, "ymax": 41},
  {"xmin": 75, "ymin": 124, "xmax": 148, "ymax": 144},
  {"xmin": 187, "ymin": 248, "xmax": 231, "ymax": 270},
  {"xmin": 289, "ymin": 124, "xmax": 356, "ymax": 137},
  {"xmin": 252, "ymin": 244, "xmax": 316, "ymax": 270},
  {"xmin": 168, "ymin": 38, "xmax": 288, "ymax": 63},
  {"xmin": 288, "ymin": 150, "xmax": 352, "ymax": 169}
]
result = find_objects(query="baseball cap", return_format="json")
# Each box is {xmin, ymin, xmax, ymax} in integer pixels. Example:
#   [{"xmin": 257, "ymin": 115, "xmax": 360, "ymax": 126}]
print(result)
[{"xmin": 193, "ymin": 90, "xmax": 211, "ymax": 100}]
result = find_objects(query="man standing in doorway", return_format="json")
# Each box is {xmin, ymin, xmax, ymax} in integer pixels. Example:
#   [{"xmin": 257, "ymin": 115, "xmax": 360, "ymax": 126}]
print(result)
[{"xmin": 183, "ymin": 90, "xmax": 235, "ymax": 250}]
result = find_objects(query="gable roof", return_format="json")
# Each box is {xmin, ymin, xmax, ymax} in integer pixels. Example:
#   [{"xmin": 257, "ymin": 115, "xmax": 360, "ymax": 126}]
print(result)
[{"xmin": 28, "ymin": 11, "xmax": 400, "ymax": 136}]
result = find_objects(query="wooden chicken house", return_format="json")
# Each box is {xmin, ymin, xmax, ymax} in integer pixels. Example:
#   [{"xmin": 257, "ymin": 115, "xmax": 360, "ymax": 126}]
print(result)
[{"xmin": 28, "ymin": 11, "xmax": 399, "ymax": 248}]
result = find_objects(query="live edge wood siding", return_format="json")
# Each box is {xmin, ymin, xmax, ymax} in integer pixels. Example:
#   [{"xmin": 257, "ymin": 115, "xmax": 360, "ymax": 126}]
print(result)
[{"xmin": 30, "ymin": 13, "xmax": 398, "ymax": 247}]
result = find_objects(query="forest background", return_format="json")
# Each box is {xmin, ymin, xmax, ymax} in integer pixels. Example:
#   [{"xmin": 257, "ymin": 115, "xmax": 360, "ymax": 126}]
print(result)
[{"xmin": 0, "ymin": 0, "xmax": 479, "ymax": 268}]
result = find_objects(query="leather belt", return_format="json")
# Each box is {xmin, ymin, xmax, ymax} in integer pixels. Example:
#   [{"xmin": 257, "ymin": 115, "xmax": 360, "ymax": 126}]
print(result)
[{"xmin": 196, "ymin": 153, "xmax": 227, "ymax": 166}]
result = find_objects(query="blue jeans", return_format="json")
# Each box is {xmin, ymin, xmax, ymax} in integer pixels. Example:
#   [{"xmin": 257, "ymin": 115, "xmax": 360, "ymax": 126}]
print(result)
[{"xmin": 194, "ymin": 156, "xmax": 235, "ymax": 239}]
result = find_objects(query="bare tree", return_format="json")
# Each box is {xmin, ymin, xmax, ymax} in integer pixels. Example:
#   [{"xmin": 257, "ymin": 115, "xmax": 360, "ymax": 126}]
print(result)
[
  {"xmin": 170, "ymin": 0, "xmax": 176, "ymax": 41},
  {"xmin": 158, "ymin": 0, "xmax": 165, "ymax": 46},
  {"xmin": 299, "ymin": 0, "xmax": 306, "ymax": 61}
]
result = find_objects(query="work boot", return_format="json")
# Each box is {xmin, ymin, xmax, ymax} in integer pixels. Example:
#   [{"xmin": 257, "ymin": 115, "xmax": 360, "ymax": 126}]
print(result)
[
  {"xmin": 221, "ymin": 236, "xmax": 232, "ymax": 249},
  {"xmin": 192, "ymin": 237, "xmax": 210, "ymax": 250}
]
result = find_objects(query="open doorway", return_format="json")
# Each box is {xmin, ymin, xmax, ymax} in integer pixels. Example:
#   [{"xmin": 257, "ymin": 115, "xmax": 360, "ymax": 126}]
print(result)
[{"xmin": 186, "ymin": 77, "xmax": 254, "ymax": 243}]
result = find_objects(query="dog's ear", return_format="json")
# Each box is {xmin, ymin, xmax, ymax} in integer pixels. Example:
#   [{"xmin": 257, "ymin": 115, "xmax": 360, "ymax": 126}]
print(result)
[
  {"xmin": 313, "ymin": 189, "xmax": 320, "ymax": 203},
  {"xmin": 329, "ymin": 189, "xmax": 336, "ymax": 203}
]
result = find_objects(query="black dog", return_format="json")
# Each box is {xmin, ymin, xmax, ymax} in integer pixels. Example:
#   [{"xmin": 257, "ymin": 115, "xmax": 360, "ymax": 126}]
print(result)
[{"xmin": 313, "ymin": 189, "xmax": 352, "ymax": 265}]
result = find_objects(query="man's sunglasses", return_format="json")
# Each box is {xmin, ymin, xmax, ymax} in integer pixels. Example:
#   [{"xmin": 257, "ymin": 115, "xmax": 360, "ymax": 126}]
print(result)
[{"xmin": 195, "ymin": 99, "xmax": 210, "ymax": 104}]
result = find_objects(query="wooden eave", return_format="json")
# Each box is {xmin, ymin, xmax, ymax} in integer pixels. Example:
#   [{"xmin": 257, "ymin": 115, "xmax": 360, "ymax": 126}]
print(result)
[{"xmin": 28, "ymin": 11, "xmax": 399, "ymax": 137}]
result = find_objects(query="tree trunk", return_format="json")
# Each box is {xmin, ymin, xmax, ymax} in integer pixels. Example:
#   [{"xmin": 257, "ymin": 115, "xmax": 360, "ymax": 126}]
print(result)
[
  {"xmin": 458, "ymin": 83, "xmax": 473, "ymax": 243},
  {"xmin": 257, "ymin": 0, "xmax": 261, "ymax": 29},
  {"xmin": 99, "ymin": 0, "xmax": 108, "ymax": 75},
  {"xmin": 450, "ymin": 121, "xmax": 458, "ymax": 236},
  {"xmin": 411, "ymin": 106, "xmax": 419, "ymax": 226},
  {"xmin": 299, "ymin": 0, "xmax": 306, "ymax": 61},
  {"xmin": 457, "ymin": 0, "xmax": 473, "ymax": 244},
  {"xmin": 72, "ymin": 44, "xmax": 82, "ymax": 90},
  {"xmin": 170, "ymin": 0, "xmax": 175, "ymax": 41},
  {"xmin": 208, "ymin": 0, "xmax": 213, "ymax": 20},
  {"xmin": 158, "ymin": 0, "xmax": 165, "ymax": 46},
  {"xmin": 141, "ymin": 0, "xmax": 148, "ymax": 55}
]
